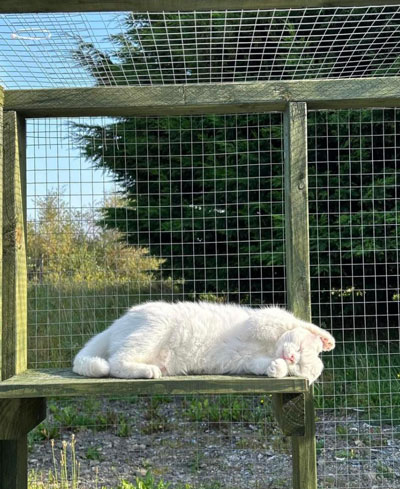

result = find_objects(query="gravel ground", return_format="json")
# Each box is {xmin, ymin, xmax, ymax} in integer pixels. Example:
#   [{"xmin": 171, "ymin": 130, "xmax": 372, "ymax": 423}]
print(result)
[{"xmin": 28, "ymin": 397, "xmax": 400, "ymax": 489}]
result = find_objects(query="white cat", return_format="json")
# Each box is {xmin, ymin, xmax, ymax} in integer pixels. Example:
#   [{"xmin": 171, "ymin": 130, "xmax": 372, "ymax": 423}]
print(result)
[{"xmin": 73, "ymin": 301, "xmax": 334, "ymax": 383}]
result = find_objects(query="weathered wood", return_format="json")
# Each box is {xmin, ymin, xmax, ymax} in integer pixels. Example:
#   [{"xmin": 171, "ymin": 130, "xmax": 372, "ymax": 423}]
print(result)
[
  {"xmin": 271, "ymin": 393, "xmax": 305, "ymax": 436},
  {"xmin": 282, "ymin": 102, "xmax": 317, "ymax": 489},
  {"xmin": 0, "ymin": 100, "xmax": 3, "ymax": 379},
  {"xmin": 283, "ymin": 102, "xmax": 311, "ymax": 321},
  {"xmin": 1, "ymin": 0, "xmax": 400, "ymax": 13},
  {"xmin": 5, "ymin": 77, "xmax": 400, "ymax": 118},
  {"xmin": 2, "ymin": 112, "xmax": 27, "ymax": 381},
  {"xmin": 0, "ymin": 398, "xmax": 46, "ymax": 439},
  {"xmin": 0, "ymin": 437, "xmax": 28, "ymax": 489},
  {"xmin": 0, "ymin": 369, "xmax": 309, "ymax": 398},
  {"xmin": 292, "ymin": 388, "xmax": 317, "ymax": 489}
]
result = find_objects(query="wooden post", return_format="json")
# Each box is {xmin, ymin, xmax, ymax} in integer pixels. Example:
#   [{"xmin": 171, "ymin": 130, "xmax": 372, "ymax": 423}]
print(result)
[
  {"xmin": 2, "ymin": 111, "xmax": 27, "ymax": 380},
  {"xmin": 282, "ymin": 101, "xmax": 317, "ymax": 489},
  {"xmin": 1, "ymin": 111, "xmax": 46, "ymax": 489}
]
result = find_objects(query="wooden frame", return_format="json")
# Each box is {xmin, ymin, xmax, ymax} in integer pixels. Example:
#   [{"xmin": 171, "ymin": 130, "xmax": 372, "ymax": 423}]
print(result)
[
  {"xmin": 2, "ymin": 5, "xmax": 396, "ymax": 485},
  {"xmin": 0, "ymin": 99, "xmax": 318, "ymax": 489},
  {"xmin": 1, "ymin": 0, "xmax": 400, "ymax": 13}
]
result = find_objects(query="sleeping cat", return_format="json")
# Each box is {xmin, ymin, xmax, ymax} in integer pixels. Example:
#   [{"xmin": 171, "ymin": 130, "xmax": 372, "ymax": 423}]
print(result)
[{"xmin": 73, "ymin": 301, "xmax": 334, "ymax": 383}]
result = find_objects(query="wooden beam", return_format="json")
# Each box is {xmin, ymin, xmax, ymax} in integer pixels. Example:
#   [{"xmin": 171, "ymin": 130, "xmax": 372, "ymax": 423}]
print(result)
[
  {"xmin": 1, "ymin": 0, "xmax": 400, "ymax": 13},
  {"xmin": 271, "ymin": 392, "xmax": 305, "ymax": 436},
  {"xmin": 0, "ymin": 369, "xmax": 309, "ymax": 398},
  {"xmin": 284, "ymin": 102, "xmax": 311, "ymax": 321},
  {"xmin": 283, "ymin": 102, "xmax": 317, "ymax": 489},
  {"xmin": 0, "ymin": 97, "xmax": 3, "ymax": 380},
  {"xmin": 0, "ymin": 438, "xmax": 28, "ymax": 489},
  {"xmin": 0, "ymin": 399, "xmax": 46, "ymax": 439},
  {"xmin": 5, "ymin": 77, "xmax": 400, "ymax": 118},
  {"xmin": 2, "ymin": 112, "xmax": 27, "ymax": 381}
]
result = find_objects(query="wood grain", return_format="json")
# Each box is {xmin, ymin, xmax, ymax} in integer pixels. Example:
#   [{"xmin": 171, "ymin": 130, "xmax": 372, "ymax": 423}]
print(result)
[
  {"xmin": 5, "ymin": 77, "xmax": 400, "ymax": 118},
  {"xmin": 0, "ymin": 437, "xmax": 28, "ymax": 489},
  {"xmin": 1, "ymin": 0, "xmax": 400, "ymax": 13},
  {"xmin": 284, "ymin": 102, "xmax": 311, "ymax": 322},
  {"xmin": 0, "ymin": 398, "xmax": 46, "ymax": 439},
  {"xmin": 0, "ymin": 369, "xmax": 309, "ymax": 398},
  {"xmin": 271, "ymin": 393, "xmax": 305, "ymax": 436},
  {"xmin": 2, "ymin": 112, "xmax": 27, "ymax": 381},
  {"xmin": 282, "ymin": 102, "xmax": 317, "ymax": 489}
]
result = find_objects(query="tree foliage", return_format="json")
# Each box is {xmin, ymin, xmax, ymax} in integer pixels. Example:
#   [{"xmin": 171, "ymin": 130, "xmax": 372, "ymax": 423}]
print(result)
[{"xmin": 28, "ymin": 192, "xmax": 164, "ymax": 287}]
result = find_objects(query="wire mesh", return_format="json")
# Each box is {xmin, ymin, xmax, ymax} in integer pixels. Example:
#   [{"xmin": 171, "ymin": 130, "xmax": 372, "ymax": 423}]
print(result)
[
  {"xmin": 308, "ymin": 108, "xmax": 400, "ymax": 489},
  {"xmin": 28, "ymin": 394, "xmax": 290, "ymax": 489},
  {"xmin": 2, "ymin": 6, "xmax": 400, "ymax": 89},
  {"xmin": 26, "ymin": 113, "xmax": 285, "ymax": 369}
]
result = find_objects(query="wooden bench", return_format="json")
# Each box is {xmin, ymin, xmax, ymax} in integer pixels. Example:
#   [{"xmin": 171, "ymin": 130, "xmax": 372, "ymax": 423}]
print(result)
[{"xmin": 0, "ymin": 370, "xmax": 317, "ymax": 489}]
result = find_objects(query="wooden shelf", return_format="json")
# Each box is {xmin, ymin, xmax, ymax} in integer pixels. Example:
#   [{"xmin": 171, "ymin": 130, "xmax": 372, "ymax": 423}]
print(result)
[{"xmin": 0, "ymin": 369, "xmax": 309, "ymax": 398}]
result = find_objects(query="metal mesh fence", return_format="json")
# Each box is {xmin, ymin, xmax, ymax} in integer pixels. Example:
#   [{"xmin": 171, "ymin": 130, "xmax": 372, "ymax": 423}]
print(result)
[
  {"xmin": 2, "ymin": 7, "xmax": 400, "ymax": 89},
  {"xmin": 309, "ymin": 108, "xmax": 400, "ymax": 489},
  {"xmin": 28, "ymin": 394, "xmax": 290, "ymax": 489},
  {"xmin": 26, "ymin": 113, "xmax": 285, "ymax": 369}
]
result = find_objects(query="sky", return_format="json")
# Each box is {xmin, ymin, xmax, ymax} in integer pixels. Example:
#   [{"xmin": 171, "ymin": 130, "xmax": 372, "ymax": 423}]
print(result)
[{"xmin": 0, "ymin": 12, "xmax": 125, "ymax": 218}]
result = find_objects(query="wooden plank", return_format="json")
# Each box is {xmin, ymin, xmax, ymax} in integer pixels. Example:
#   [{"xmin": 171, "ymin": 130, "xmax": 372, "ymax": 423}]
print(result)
[
  {"xmin": 2, "ymin": 112, "xmax": 27, "ymax": 381},
  {"xmin": 283, "ymin": 102, "xmax": 311, "ymax": 321},
  {"xmin": 0, "ymin": 399, "xmax": 46, "ymax": 439},
  {"xmin": 1, "ymin": 0, "xmax": 400, "ymax": 13},
  {"xmin": 0, "ymin": 437, "xmax": 28, "ymax": 489},
  {"xmin": 5, "ymin": 77, "xmax": 400, "ymax": 118},
  {"xmin": 0, "ymin": 101, "xmax": 3, "ymax": 379},
  {"xmin": 0, "ymin": 369, "xmax": 309, "ymax": 398}
]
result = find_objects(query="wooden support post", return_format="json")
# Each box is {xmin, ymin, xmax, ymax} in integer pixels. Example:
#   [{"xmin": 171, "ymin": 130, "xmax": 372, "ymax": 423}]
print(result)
[
  {"xmin": 1, "ymin": 112, "xmax": 45, "ymax": 489},
  {"xmin": 2, "ymin": 111, "xmax": 27, "ymax": 381},
  {"xmin": 283, "ymin": 101, "xmax": 317, "ymax": 489}
]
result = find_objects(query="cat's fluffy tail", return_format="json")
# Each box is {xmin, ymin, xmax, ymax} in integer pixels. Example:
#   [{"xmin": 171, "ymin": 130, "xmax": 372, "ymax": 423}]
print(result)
[{"xmin": 73, "ymin": 330, "xmax": 110, "ymax": 377}]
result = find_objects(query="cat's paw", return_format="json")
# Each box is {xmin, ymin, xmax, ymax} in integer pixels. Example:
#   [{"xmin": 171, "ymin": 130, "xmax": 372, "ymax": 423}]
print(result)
[
  {"xmin": 267, "ymin": 359, "xmax": 288, "ymax": 378},
  {"xmin": 144, "ymin": 364, "xmax": 163, "ymax": 379},
  {"xmin": 320, "ymin": 333, "xmax": 335, "ymax": 352}
]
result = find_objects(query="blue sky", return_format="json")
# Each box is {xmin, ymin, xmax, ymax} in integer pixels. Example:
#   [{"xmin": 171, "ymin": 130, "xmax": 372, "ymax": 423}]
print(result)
[{"xmin": 0, "ymin": 12, "xmax": 126, "ymax": 218}]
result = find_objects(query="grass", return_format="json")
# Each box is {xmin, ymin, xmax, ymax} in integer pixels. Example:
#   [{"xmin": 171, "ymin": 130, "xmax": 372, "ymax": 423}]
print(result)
[
  {"xmin": 315, "ymin": 341, "xmax": 400, "ymax": 421},
  {"xmin": 28, "ymin": 437, "xmax": 227, "ymax": 489}
]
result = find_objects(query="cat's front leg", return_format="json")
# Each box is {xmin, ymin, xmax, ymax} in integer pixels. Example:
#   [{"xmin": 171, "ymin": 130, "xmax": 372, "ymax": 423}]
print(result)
[
  {"xmin": 266, "ymin": 358, "xmax": 289, "ymax": 378},
  {"xmin": 244, "ymin": 356, "xmax": 288, "ymax": 377}
]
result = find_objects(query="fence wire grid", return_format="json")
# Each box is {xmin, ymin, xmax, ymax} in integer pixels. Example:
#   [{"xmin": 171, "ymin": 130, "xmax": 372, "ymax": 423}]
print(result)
[{"xmin": 1, "ymin": 6, "xmax": 400, "ymax": 88}]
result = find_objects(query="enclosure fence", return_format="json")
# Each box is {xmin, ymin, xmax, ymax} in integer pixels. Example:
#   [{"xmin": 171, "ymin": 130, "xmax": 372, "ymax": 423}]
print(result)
[{"xmin": 0, "ymin": 3, "xmax": 400, "ymax": 489}]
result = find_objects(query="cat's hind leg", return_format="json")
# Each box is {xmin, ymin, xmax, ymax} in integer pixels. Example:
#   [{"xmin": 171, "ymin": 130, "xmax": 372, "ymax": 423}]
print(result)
[
  {"xmin": 108, "ymin": 353, "xmax": 162, "ymax": 379},
  {"xmin": 300, "ymin": 322, "xmax": 335, "ymax": 351}
]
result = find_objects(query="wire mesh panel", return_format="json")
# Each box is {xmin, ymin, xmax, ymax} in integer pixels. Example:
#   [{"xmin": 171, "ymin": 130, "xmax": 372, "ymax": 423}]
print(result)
[
  {"xmin": 26, "ymin": 113, "xmax": 285, "ymax": 369},
  {"xmin": 308, "ymin": 108, "xmax": 400, "ymax": 488},
  {"xmin": 28, "ymin": 394, "xmax": 291, "ymax": 489},
  {"xmin": 2, "ymin": 7, "xmax": 400, "ymax": 89}
]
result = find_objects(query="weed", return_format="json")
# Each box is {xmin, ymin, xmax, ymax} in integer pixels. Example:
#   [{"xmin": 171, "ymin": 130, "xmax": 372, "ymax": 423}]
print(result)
[
  {"xmin": 117, "ymin": 416, "xmax": 132, "ymax": 437},
  {"xmin": 85, "ymin": 446, "xmax": 104, "ymax": 461},
  {"xmin": 335, "ymin": 425, "xmax": 348, "ymax": 435},
  {"xmin": 376, "ymin": 462, "xmax": 397, "ymax": 481}
]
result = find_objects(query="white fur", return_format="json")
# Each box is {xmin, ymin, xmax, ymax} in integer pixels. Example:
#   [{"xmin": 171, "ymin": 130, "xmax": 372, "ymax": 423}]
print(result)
[{"xmin": 73, "ymin": 302, "xmax": 335, "ymax": 383}]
